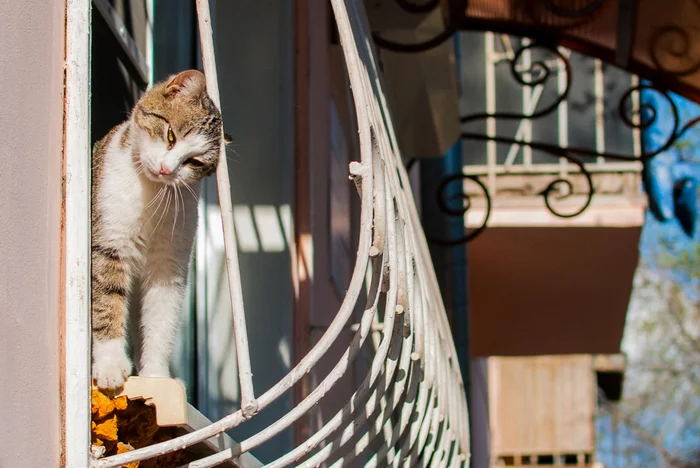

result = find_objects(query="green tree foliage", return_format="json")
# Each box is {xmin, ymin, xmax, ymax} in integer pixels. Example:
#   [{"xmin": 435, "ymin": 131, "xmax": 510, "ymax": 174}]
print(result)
[{"xmin": 598, "ymin": 244, "xmax": 700, "ymax": 467}]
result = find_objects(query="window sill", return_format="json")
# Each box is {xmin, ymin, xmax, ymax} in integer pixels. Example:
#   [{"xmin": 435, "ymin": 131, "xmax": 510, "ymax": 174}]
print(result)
[{"xmin": 91, "ymin": 377, "xmax": 262, "ymax": 467}]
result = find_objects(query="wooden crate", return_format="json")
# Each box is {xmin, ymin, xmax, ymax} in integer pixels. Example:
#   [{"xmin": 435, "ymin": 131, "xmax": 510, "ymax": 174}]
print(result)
[{"xmin": 488, "ymin": 355, "xmax": 597, "ymax": 459}]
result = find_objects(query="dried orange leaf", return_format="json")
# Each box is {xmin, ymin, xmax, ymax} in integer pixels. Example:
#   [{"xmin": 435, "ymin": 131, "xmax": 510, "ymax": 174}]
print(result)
[
  {"xmin": 116, "ymin": 442, "xmax": 140, "ymax": 468},
  {"xmin": 94, "ymin": 415, "xmax": 118, "ymax": 442},
  {"xmin": 116, "ymin": 443, "xmax": 140, "ymax": 468},
  {"xmin": 116, "ymin": 442, "xmax": 132, "ymax": 454},
  {"xmin": 92, "ymin": 388, "xmax": 115, "ymax": 419},
  {"xmin": 113, "ymin": 395, "xmax": 129, "ymax": 411}
]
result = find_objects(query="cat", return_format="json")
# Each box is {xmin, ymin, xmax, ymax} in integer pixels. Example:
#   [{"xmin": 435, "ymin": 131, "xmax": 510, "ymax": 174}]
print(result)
[{"xmin": 91, "ymin": 69, "xmax": 224, "ymax": 389}]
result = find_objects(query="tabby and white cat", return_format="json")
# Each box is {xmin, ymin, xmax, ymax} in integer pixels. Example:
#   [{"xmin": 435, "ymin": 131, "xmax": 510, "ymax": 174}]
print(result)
[{"xmin": 91, "ymin": 70, "xmax": 223, "ymax": 389}]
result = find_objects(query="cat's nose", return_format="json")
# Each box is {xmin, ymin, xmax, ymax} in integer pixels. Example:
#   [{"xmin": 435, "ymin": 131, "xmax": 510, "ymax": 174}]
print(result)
[{"xmin": 159, "ymin": 163, "xmax": 172, "ymax": 176}]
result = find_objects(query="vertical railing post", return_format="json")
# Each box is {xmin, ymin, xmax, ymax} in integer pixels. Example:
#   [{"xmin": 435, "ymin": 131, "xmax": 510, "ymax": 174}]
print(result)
[
  {"xmin": 64, "ymin": 0, "xmax": 92, "ymax": 465},
  {"xmin": 195, "ymin": 0, "xmax": 258, "ymax": 416}
]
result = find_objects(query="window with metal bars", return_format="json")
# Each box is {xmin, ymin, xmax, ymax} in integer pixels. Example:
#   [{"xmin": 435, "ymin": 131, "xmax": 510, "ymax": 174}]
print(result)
[{"xmin": 63, "ymin": 1, "xmax": 471, "ymax": 466}]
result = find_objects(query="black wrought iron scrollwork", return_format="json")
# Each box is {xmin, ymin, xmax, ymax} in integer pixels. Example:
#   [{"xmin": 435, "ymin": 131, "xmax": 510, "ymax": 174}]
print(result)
[
  {"xmin": 461, "ymin": 42, "xmax": 572, "ymax": 125},
  {"xmin": 458, "ymin": 42, "xmax": 700, "ymax": 163},
  {"xmin": 373, "ymin": 28, "xmax": 456, "ymax": 53},
  {"xmin": 461, "ymin": 86, "xmax": 700, "ymax": 163},
  {"xmin": 372, "ymin": 0, "xmax": 455, "ymax": 53},
  {"xmin": 539, "ymin": 157, "xmax": 595, "ymax": 218},
  {"xmin": 544, "ymin": 0, "xmax": 605, "ymax": 19},
  {"xmin": 426, "ymin": 173, "xmax": 492, "ymax": 245},
  {"xmin": 427, "ymin": 38, "xmax": 700, "ymax": 246},
  {"xmin": 516, "ymin": 0, "xmax": 605, "ymax": 31},
  {"xmin": 650, "ymin": 25, "xmax": 700, "ymax": 78},
  {"xmin": 394, "ymin": 0, "xmax": 440, "ymax": 14}
]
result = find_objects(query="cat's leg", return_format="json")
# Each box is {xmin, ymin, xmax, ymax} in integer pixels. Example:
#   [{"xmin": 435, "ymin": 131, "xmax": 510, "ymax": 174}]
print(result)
[
  {"xmin": 92, "ymin": 247, "xmax": 133, "ymax": 389},
  {"xmin": 138, "ymin": 254, "xmax": 188, "ymax": 378}
]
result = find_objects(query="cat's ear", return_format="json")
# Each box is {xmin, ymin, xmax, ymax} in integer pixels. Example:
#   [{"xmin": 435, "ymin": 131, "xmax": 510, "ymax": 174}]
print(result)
[
  {"xmin": 224, "ymin": 132, "xmax": 233, "ymax": 144},
  {"xmin": 165, "ymin": 70, "xmax": 206, "ymax": 97}
]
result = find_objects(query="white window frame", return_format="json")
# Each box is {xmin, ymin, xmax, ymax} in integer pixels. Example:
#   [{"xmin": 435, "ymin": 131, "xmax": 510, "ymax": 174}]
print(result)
[
  {"xmin": 63, "ymin": 0, "xmax": 92, "ymax": 465},
  {"xmin": 64, "ymin": 1, "xmax": 154, "ymax": 465}
]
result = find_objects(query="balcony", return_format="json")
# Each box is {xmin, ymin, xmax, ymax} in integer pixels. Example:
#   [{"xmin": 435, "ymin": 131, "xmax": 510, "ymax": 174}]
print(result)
[
  {"xmin": 456, "ymin": 33, "xmax": 646, "ymax": 357},
  {"xmin": 61, "ymin": 0, "xmax": 470, "ymax": 466}
]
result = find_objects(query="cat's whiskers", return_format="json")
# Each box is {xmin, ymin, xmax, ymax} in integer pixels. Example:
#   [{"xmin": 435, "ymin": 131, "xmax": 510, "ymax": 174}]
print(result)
[
  {"xmin": 176, "ymin": 185, "xmax": 186, "ymax": 237},
  {"xmin": 143, "ymin": 186, "xmax": 168, "ymax": 233},
  {"xmin": 150, "ymin": 188, "xmax": 172, "ymax": 242},
  {"xmin": 171, "ymin": 184, "xmax": 180, "ymax": 243},
  {"xmin": 143, "ymin": 186, "xmax": 165, "ymax": 212},
  {"xmin": 225, "ymin": 146, "xmax": 243, "ymax": 165},
  {"xmin": 182, "ymin": 181, "xmax": 199, "ymax": 201}
]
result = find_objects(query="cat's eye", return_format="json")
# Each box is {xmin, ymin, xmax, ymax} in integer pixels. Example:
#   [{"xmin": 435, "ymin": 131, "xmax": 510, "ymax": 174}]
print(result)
[
  {"xmin": 184, "ymin": 157, "xmax": 205, "ymax": 168},
  {"xmin": 167, "ymin": 126, "xmax": 176, "ymax": 149}
]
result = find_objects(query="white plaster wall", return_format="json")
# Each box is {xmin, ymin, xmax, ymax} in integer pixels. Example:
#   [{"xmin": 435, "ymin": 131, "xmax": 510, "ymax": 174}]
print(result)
[{"xmin": 0, "ymin": 0, "xmax": 64, "ymax": 465}]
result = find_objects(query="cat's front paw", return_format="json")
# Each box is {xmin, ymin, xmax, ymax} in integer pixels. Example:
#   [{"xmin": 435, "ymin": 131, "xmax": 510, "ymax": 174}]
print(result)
[{"xmin": 92, "ymin": 339, "xmax": 132, "ymax": 389}]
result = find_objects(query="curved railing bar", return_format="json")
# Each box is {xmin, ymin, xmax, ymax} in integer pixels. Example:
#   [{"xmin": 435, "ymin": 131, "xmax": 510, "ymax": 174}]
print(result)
[
  {"xmin": 323, "ymin": 319, "xmax": 412, "ymax": 466},
  {"xmin": 268, "ymin": 313, "xmax": 406, "ymax": 467},
  {"xmin": 278, "ymin": 273, "xmax": 410, "ymax": 465},
  {"xmin": 181, "ymin": 267, "xmax": 395, "ymax": 468},
  {"xmin": 96, "ymin": 6, "xmax": 376, "ymax": 468},
  {"xmin": 95, "ymin": 0, "xmax": 469, "ymax": 465},
  {"xmin": 403, "ymin": 386, "xmax": 438, "ymax": 465},
  {"xmin": 181, "ymin": 64, "xmax": 409, "ymax": 464},
  {"xmin": 365, "ymin": 360, "xmax": 422, "ymax": 466},
  {"xmin": 321, "ymin": 290, "xmax": 415, "ymax": 466},
  {"xmin": 318, "ymin": 166, "xmax": 409, "ymax": 467},
  {"xmin": 391, "ymin": 273, "xmax": 434, "ymax": 466}
]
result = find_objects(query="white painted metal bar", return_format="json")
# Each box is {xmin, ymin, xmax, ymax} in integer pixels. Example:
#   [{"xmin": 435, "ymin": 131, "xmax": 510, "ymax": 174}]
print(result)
[
  {"xmin": 521, "ymin": 37, "xmax": 534, "ymax": 168},
  {"xmin": 594, "ymin": 58, "xmax": 606, "ymax": 164},
  {"xmin": 503, "ymin": 84, "xmax": 544, "ymax": 170},
  {"xmin": 485, "ymin": 32, "xmax": 498, "ymax": 194},
  {"xmin": 145, "ymin": 0, "xmax": 155, "ymax": 88},
  {"xmin": 93, "ymin": 0, "xmax": 469, "ymax": 465},
  {"xmin": 630, "ymin": 74, "xmax": 642, "ymax": 157},
  {"xmin": 195, "ymin": 0, "xmax": 257, "ymax": 417},
  {"xmin": 64, "ymin": 0, "xmax": 92, "ymax": 466},
  {"xmin": 557, "ymin": 47, "xmax": 569, "ymax": 180},
  {"xmin": 463, "ymin": 161, "xmax": 643, "ymax": 175},
  {"xmin": 276, "ymin": 278, "xmax": 402, "ymax": 465}
]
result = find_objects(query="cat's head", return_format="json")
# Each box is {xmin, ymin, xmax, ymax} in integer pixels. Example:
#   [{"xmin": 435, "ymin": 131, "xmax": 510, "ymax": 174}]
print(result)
[{"xmin": 131, "ymin": 70, "xmax": 228, "ymax": 186}]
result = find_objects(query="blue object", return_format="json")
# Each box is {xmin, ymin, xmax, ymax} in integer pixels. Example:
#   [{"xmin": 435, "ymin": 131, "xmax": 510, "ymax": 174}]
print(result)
[
  {"xmin": 641, "ymin": 87, "xmax": 699, "ymax": 238},
  {"xmin": 674, "ymin": 178, "xmax": 698, "ymax": 237}
]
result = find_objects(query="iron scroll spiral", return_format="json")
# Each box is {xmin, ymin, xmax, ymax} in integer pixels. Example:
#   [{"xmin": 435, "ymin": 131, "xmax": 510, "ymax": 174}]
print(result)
[
  {"xmin": 649, "ymin": 0, "xmax": 700, "ymax": 78},
  {"xmin": 544, "ymin": 0, "xmax": 606, "ymax": 19},
  {"xmin": 371, "ymin": 0, "xmax": 455, "ymax": 53},
  {"xmin": 426, "ymin": 173, "xmax": 492, "ymax": 245}
]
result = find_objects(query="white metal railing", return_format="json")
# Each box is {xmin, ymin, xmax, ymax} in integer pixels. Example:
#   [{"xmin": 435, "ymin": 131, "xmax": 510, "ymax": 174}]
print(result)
[{"xmin": 88, "ymin": 0, "xmax": 469, "ymax": 466}]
